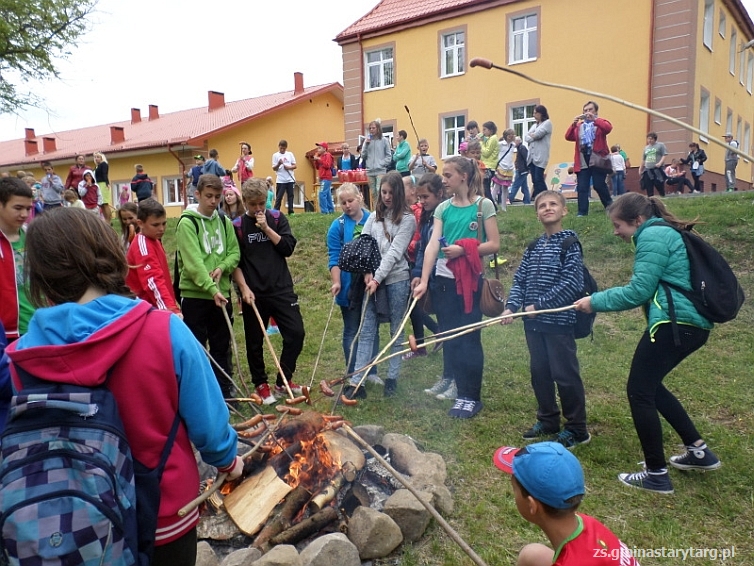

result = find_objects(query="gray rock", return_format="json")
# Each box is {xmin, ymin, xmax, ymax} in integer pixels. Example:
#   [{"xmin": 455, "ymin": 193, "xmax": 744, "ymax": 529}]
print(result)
[
  {"xmin": 221, "ymin": 547, "xmax": 262, "ymax": 566},
  {"xmin": 382, "ymin": 489, "xmax": 433, "ymax": 542},
  {"xmin": 380, "ymin": 435, "xmax": 421, "ymax": 477},
  {"xmin": 196, "ymin": 541, "xmax": 220, "ymax": 566},
  {"xmin": 346, "ymin": 506, "xmax": 403, "ymax": 560},
  {"xmin": 251, "ymin": 544, "xmax": 300, "ymax": 566},
  {"xmin": 197, "ymin": 512, "xmax": 242, "ymax": 541},
  {"xmin": 423, "ymin": 483, "xmax": 454, "ymax": 515},
  {"xmin": 350, "ymin": 424, "xmax": 384, "ymax": 446},
  {"xmin": 298, "ymin": 533, "xmax": 360, "ymax": 566}
]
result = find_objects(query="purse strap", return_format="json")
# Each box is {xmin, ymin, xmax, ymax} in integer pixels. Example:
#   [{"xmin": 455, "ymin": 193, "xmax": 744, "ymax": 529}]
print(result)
[
  {"xmin": 495, "ymin": 144, "xmax": 514, "ymax": 171},
  {"xmin": 476, "ymin": 198, "xmax": 500, "ymax": 280}
]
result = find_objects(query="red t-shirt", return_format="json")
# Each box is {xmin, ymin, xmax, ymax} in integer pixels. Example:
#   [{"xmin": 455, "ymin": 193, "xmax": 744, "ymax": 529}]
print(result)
[{"xmin": 555, "ymin": 514, "xmax": 640, "ymax": 565}]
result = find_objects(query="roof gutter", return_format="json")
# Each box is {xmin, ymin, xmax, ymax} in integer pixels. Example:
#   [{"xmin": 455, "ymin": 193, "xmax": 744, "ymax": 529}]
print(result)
[{"xmin": 167, "ymin": 144, "xmax": 188, "ymax": 210}]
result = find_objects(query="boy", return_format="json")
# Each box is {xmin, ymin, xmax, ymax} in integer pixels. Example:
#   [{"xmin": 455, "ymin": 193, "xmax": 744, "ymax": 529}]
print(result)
[
  {"xmin": 314, "ymin": 142, "xmax": 334, "ymax": 214},
  {"xmin": 493, "ymin": 442, "xmax": 640, "ymax": 565},
  {"xmin": 39, "ymin": 161, "xmax": 65, "ymax": 210},
  {"xmin": 126, "ymin": 198, "xmax": 181, "ymax": 315},
  {"xmin": 502, "ymin": 191, "xmax": 589, "ymax": 448},
  {"xmin": 408, "ymin": 138, "xmax": 438, "ymax": 177},
  {"xmin": 176, "ymin": 174, "xmax": 240, "ymax": 398},
  {"xmin": 272, "ymin": 140, "xmax": 297, "ymax": 215},
  {"xmin": 131, "ymin": 164, "xmax": 155, "ymax": 202},
  {"xmin": 232, "ymin": 178, "xmax": 305, "ymax": 405},
  {"xmin": 0, "ymin": 177, "xmax": 35, "ymax": 342}
]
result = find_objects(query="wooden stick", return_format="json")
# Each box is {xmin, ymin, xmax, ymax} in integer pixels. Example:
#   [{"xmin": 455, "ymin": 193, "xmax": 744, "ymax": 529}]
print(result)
[
  {"xmin": 178, "ymin": 472, "xmax": 228, "ymax": 517},
  {"xmin": 343, "ymin": 425, "xmax": 489, "ymax": 566},
  {"xmin": 469, "ymin": 57, "xmax": 754, "ymax": 162},
  {"xmin": 222, "ymin": 301, "xmax": 250, "ymax": 397},
  {"xmin": 308, "ymin": 295, "xmax": 336, "ymax": 388},
  {"xmin": 269, "ymin": 507, "xmax": 338, "ymax": 546},
  {"xmin": 249, "ymin": 299, "xmax": 294, "ymax": 400}
]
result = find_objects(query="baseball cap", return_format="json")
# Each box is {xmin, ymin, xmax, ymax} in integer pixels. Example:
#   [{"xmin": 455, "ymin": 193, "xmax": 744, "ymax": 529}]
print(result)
[
  {"xmin": 316, "ymin": 141, "xmax": 329, "ymax": 149},
  {"xmin": 724, "ymin": 132, "xmax": 733, "ymax": 137},
  {"xmin": 493, "ymin": 442, "xmax": 584, "ymax": 509},
  {"xmin": 194, "ymin": 154, "xmax": 204, "ymax": 160}
]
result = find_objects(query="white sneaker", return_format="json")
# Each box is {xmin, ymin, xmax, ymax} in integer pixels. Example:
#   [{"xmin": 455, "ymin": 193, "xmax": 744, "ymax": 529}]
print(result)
[
  {"xmin": 366, "ymin": 373, "xmax": 384, "ymax": 385},
  {"xmin": 436, "ymin": 381, "xmax": 457, "ymax": 400},
  {"xmin": 424, "ymin": 377, "xmax": 451, "ymax": 395}
]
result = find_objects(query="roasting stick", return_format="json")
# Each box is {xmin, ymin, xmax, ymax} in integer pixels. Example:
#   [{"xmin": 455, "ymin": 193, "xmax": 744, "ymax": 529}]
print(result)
[
  {"xmin": 343, "ymin": 425, "xmax": 489, "ymax": 566},
  {"xmin": 249, "ymin": 299, "xmax": 295, "ymax": 400},
  {"xmin": 308, "ymin": 296, "xmax": 337, "ymax": 388},
  {"xmin": 330, "ymin": 293, "xmax": 371, "ymax": 414},
  {"xmin": 203, "ymin": 347, "xmax": 258, "ymax": 418},
  {"xmin": 222, "ymin": 302, "xmax": 251, "ymax": 398}
]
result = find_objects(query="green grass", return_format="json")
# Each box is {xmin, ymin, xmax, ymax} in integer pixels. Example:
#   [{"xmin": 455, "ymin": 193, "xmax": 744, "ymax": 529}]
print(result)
[{"xmin": 162, "ymin": 194, "xmax": 754, "ymax": 565}]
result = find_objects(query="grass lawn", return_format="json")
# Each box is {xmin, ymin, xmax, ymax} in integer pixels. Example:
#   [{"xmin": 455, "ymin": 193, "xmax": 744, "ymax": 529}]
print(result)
[{"xmin": 162, "ymin": 193, "xmax": 753, "ymax": 565}]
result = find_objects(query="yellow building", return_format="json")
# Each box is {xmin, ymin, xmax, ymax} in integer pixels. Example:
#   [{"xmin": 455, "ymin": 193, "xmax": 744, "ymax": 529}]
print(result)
[
  {"xmin": 336, "ymin": 0, "xmax": 754, "ymax": 191},
  {"xmin": 0, "ymin": 73, "xmax": 345, "ymax": 216}
]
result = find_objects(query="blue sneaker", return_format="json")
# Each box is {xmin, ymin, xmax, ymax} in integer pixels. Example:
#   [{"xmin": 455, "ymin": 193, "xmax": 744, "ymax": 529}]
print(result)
[
  {"xmin": 618, "ymin": 468, "xmax": 674, "ymax": 494},
  {"xmin": 522, "ymin": 421, "xmax": 559, "ymax": 440},
  {"xmin": 554, "ymin": 429, "xmax": 592, "ymax": 449},
  {"xmin": 448, "ymin": 398, "xmax": 483, "ymax": 419},
  {"xmin": 669, "ymin": 443, "xmax": 721, "ymax": 471}
]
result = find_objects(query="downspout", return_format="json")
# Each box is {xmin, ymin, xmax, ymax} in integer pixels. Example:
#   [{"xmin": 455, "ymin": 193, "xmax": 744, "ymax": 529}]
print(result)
[
  {"xmin": 167, "ymin": 144, "xmax": 188, "ymax": 210},
  {"xmin": 358, "ymin": 32, "xmax": 365, "ymax": 141},
  {"xmin": 647, "ymin": 0, "xmax": 656, "ymax": 135}
]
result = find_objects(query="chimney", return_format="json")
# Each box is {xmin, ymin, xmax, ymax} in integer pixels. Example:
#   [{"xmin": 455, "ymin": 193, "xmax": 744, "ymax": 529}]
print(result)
[
  {"xmin": 148, "ymin": 104, "xmax": 159, "ymax": 120},
  {"xmin": 131, "ymin": 108, "xmax": 141, "ymax": 124},
  {"xmin": 110, "ymin": 126, "xmax": 125, "ymax": 145},
  {"xmin": 24, "ymin": 139, "xmax": 38, "ymax": 156},
  {"xmin": 294, "ymin": 72, "xmax": 304, "ymax": 95},
  {"xmin": 208, "ymin": 91, "xmax": 225, "ymax": 111},
  {"xmin": 25, "ymin": 128, "xmax": 35, "ymax": 140},
  {"xmin": 43, "ymin": 137, "xmax": 57, "ymax": 153}
]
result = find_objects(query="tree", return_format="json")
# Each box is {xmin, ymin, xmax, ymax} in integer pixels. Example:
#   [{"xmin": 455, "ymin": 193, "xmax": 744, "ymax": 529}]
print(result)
[{"xmin": 0, "ymin": 0, "xmax": 97, "ymax": 114}]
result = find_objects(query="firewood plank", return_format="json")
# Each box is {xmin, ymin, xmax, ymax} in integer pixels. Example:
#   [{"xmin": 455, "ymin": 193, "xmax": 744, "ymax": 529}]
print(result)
[{"xmin": 224, "ymin": 466, "xmax": 293, "ymax": 536}]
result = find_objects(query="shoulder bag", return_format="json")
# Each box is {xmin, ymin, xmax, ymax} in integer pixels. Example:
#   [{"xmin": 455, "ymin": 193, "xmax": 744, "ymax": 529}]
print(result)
[{"xmin": 476, "ymin": 199, "xmax": 506, "ymax": 317}]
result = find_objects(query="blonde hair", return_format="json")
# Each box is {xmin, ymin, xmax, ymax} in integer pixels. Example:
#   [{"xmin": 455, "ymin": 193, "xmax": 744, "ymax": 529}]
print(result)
[
  {"xmin": 241, "ymin": 177, "xmax": 268, "ymax": 202},
  {"xmin": 93, "ymin": 151, "xmax": 108, "ymax": 163},
  {"xmin": 336, "ymin": 182, "xmax": 362, "ymax": 202}
]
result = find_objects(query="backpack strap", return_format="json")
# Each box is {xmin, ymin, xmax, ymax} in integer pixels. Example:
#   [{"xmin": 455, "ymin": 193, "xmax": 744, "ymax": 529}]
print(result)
[{"xmin": 559, "ymin": 235, "xmax": 582, "ymax": 264}]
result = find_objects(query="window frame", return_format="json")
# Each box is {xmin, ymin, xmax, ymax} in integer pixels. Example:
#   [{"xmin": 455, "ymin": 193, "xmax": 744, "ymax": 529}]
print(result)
[
  {"xmin": 748, "ymin": 53, "xmax": 754, "ymax": 94},
  {"xmin": 726, "ymin": 108, "xmax": 733, "ymax": 135},
  {"xmin": 730, "ymin": 29, "xmax": 737, "ymax": 75},
  {"xmin": 507, "ymin": 8, "xmax": 540, "ymax": 65},
  {"xmin": 740, "ymin": 41, "xmax": 746, "ymax": 84},
  {"xmin": 714, "ymin": 97, "xmax": 722, "ymax": 124},
  {"xmin": 737, "ymin": 116, "xmax": 742, "ymax": 145},
  {"xmin": 162, "ymin": 176, "xmax": 185, "ymax": 206},
  {"xmin": 744, "ymin": 122, "xmax": 751, "ymax": 157},
  {"xmin": 699, "ymin": 88, "xmax": 710, "ymax": 143},
  {"xmin": 507, "ymin": 100, "xmax": 539, "ymax": 140},
  {"xmin": 439, "ymin": 27, "xmax": 466, "ymax": 78},
  {"xmin": 719, "ymin": 9, "xmax": 726, "ymax": 38},
  {"xmin": 439, "ymin": 111, "xmax": 467, "ymax": 158},
  {"xmin": 703, "ymin": 0, "xmax": 714, "ymax": 50},
  {"xmin": 364, "ymin": 43, "xmax": 395, "ymax": 92}
]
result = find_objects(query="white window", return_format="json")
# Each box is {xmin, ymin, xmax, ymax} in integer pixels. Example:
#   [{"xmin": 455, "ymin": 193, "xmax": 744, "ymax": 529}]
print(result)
[
  {"xmin": 163, "ymin": 177, "xmax": 185, "ymax": 206},
  {"xmin": 730, "ymin": 29, "xmax": 737, "ymax": 74},
  {"xmin": 511, "ymin": 104, "xmax": 537, "ymax": 139},
  {"xmin": 726, "ymin": 108, "xmax": 733, "ymax": 134},
  {"xmin": 510, "ymin": 13, "xmax": 538, "ymax": 64},
  {"xmin": 113, "ymin": 181, "xmax": 132, "ymax": 208},
  {"xmin": 365, "ymin": 47, "xmax": 394, "ymax": 91},
  {"xmin": 748, "ymin": 53, "xmax": 754, "ymax": 93},
  {"xmin": 703, "ymin": 0, "xmax": 714, "ymax": 49},
  {"xmin": 744, "ymin": 123, "xmax": 751, "ymax": 154},
  {"xmin": 381, "ymin": 125, "xmax": 394, "ymax": 149},
  {"xmin": 719, "ymin": 10, "xmax": 726, "ymax": 37},
  {"xmin": 441, "ymin": 31, "xmax": 465, "ymax": 77},
  {"xmin": 442, "ymin": 115, "xmax": 466, "ymax": 157},
  {"xmin": 699, "ymin": 90, "xmax": 710, "ymax": 142},
  {"xmin": 714, "ymin": 98, "xmax": 722, "ymax": 123}
]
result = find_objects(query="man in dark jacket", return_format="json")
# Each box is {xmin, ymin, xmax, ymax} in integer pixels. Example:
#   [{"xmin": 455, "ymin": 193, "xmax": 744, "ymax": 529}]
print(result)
[{"xmin": 131, "ymin": 164, "xmax": 154, "ymax": 202}]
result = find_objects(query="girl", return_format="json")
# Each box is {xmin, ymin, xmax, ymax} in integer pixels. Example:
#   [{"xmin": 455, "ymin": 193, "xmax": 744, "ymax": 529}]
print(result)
[
  {"xmin": 327, "ymin": 183, "xmax": 380, "ymax": 379},
  {"xmin": 6, "ymin": 208, "xmax": 242, "ymax": 566},
  {"xmin": 63, "ymin": 188, "xmax": 85, "ymax": 209},
  {"xmin": 681, "ymin": 142, "xmax": 707, "ymax": 193},
  {"xmin": 93, "ymin": 151, "xmax": 112, "ymax": 221},
  {"xmin": 118, "ymin": 202, "xmax": 139, "ymax": 252},
  {"xmin": 493, "ymin": 128, "xmax": 516, "ymax": 211},
  {"xmin": 77, "ymin": 169, "xmax": 102, "ymax": 215},
  {"xmin": 360, "ymin": 120, "xmax": 392, "ymax": 208},
  {"xmin": 480, "ymin": 121, "xmax": 499, "ymax": 205},
  {"xmin": 413, "ymin": 157, "xmax": 500, "ymax": 419},
  {"xmin": 221, "ymin": 181, "xmax": 245, "ymax": 220},
  {"xmin": 344, "ymin": 171, "xmax": 416, "ymax": 398},
  {"xmin": 574, "ymin": 193, "xmax": 720, "ymax": 494}
]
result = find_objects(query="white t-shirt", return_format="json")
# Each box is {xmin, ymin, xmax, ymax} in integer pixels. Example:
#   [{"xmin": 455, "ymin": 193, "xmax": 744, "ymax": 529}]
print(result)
[
  {"xmin": 272, "ymin": 151, "xmax": 296, "ymax": 183},
  {"xmin": 610, "ymin": 153, "xmax": 625, "ymax": 172}
]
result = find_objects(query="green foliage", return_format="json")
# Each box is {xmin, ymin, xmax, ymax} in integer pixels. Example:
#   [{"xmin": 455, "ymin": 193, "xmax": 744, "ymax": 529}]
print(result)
[
  {"xmin": 0, "ymin": 0, "xmax": 96, "ymax": 113},
  {"xmin": 163, "ymin": 194, "xmax": 753, "ymax": 565}
]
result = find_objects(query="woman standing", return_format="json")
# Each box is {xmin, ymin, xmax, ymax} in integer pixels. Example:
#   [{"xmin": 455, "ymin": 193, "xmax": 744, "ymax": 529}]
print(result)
[
  {"xmin": 574, "ymin": 193, "xmax": 720, "ymax": 494},
  {"xmin": 681, "ymin": 142, "xmax": 707, "ymax": 193},
  {"xmin": 232, "ymin": 142, "xmax": 255, "ymax": 185},
  {"xmin": 525, "ymin": 105, "xmax": 553, "ymax": 200},
  {"xmin": 93, "ymin": 152, "xmax": 111, "ymax": 221},
  {"xmin": 360, "ymin": 120, "xmax": 392, "ymax": 208},
  {"xmin": 413, "ymin": 157, "xmax": 500, "ymax": 419}
]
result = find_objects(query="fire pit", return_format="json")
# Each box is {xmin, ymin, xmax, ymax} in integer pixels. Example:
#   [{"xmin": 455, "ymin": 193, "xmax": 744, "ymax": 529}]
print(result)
[{"xmin": 194, "ymin": 413, "xmax": 454, "ymax": 565}]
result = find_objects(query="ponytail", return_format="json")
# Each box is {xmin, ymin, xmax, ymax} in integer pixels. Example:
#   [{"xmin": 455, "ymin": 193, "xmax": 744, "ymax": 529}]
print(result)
[{"xmin": 608, "ymin": 193, "xmax": 697, "ymax": 230}]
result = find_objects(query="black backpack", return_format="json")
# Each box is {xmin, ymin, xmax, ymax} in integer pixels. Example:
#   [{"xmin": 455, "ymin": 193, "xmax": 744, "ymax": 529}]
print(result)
[{"xmin": 655, "ymin": 221, "xmax": 745, "ymax": 342}]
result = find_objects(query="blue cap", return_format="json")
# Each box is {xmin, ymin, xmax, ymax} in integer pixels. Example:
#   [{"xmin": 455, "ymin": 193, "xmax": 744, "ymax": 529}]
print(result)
[{"xmin": 493, "ymin": 442, "xmax": 585, "ymax": 509}]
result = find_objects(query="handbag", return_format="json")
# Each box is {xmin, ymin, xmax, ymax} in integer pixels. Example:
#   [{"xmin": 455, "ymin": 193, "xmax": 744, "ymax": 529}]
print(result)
[
  {"xmin": 588, "ymin": 149, "xmax": 613, "ymax": 173},
  {"xmin": 476, "ymin": 199, "xmax": 506, "ymax": 317},
  {"xmin": 492, "ymin": 145, "xmax": 515, "ymax": 186}
]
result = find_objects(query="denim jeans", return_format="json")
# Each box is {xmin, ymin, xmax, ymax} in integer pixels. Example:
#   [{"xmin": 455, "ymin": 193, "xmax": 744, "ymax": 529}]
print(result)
[
  {"xmin": 367, "ymin": 174, "xmax": 384, "ymax": 209},
  {"xmin": 318, "ymin": 179, "xmax": 334, "ymax": 213},
  {"xmin": 341, "ymin": 305, "xmax": 380, "ymax": 375},
  {"xmin": 509, "ymin": 171, "xmax": 530, "ymax": 204},
  {"xmin": 350, "ymin": 279, "xmax": 410, "ymax": 384},
  {"xmin": 611, "ymin": 170, "xmax": 626, "ymax": 197},
  {"xmin": 576, "ymin": 167, "xmax": 612, "ymax": 216},
  {"xmin": 431, "ymin": 276, "xmax": 484, "ymax": 401},
  {"xmin": 529, "ymin": 164, "xmax": 547, "ymax": 199}
]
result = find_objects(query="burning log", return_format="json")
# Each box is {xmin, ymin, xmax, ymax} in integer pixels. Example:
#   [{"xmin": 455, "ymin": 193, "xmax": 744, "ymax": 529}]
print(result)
[
  {"xmin": 269, "ymin": 507, "xmax": 339, "ymax": 546},
  {"xmin": 252, "ymin": 484, "xmax": 312, "ymax": 551},
  {"xmin": 309, "ymin": 461, "xmax": 357, "ymax": 512}
]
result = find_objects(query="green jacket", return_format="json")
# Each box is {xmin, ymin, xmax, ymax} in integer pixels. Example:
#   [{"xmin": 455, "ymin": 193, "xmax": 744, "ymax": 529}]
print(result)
[
  {"xmin": 176, "ymin": 209, "xmax": 240, "ymax": 300},
  {"xmin": 394, "ymin": 139, "xmax": 411, "ymax": 173},
  {"xmin": 590, "ymin": 217, "xmax": 712, "ymax": 338},
  {"xmin": 481, "ymin": 135, "xmax": 499, "ymax": 170}
]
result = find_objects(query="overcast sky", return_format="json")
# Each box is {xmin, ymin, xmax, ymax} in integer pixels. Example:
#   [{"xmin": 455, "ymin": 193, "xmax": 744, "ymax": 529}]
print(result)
[{"xmin": 2, "ymin": 0, "xmax": 754, "ymax": 142}]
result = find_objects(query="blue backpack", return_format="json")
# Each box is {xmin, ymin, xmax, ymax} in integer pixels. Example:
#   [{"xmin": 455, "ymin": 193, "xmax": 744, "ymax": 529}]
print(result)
[{"xmin": 0, "ymin": 367, "xmax": 179, "ymax": 566}]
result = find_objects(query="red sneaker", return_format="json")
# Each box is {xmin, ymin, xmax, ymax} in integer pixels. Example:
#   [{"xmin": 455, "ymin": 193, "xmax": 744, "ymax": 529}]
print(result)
[{"xmin": 255, "ymin": 383, "xmax": 277, "ymax": 405}]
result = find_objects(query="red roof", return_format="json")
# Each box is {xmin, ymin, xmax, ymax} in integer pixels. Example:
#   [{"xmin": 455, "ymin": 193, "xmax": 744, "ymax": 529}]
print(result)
[
  {"xmin": 335, "ymin": 0, "xmax": 494, "ymax": 41},
  {"xmin": 0, "ymin": 83, "xmax": 342, "ymax": 168}
]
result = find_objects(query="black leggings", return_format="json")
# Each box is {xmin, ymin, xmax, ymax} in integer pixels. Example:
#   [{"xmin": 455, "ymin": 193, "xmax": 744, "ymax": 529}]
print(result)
[
  {"xmin": 626, "ymin": 324, "xmax": 709, "ymax": 470},
  {"xmin": 152, "ymin": 528, "xmax": 197, "ymax": 566}
]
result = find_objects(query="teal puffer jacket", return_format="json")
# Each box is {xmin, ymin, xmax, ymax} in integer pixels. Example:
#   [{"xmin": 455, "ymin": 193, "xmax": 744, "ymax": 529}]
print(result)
[{"xmin": 590, "ymin": 217, "xmax": 712, "ymax": 338}]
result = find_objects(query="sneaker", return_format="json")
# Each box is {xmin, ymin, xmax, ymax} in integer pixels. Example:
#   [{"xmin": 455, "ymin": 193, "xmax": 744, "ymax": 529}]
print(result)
[
  {"xmin": 366, "ymin": 373, "xmax": 384, "ymax": 385},
  {"xmin": 266, "ymin": 325, "xmax": 280, "ymax": 336},
  {"xmin": 435, "ymin": 380, "xmax": 457, "ymax": 400},
  {"xmin": 448, "ymin": 398, "xmax": 483, "ymax": 419},
  {"xmin": 522, "ymin": 421, "xmax": 559, "ymax": 440},
  {"xmin": 555, "ymin": 429, "xmax": 592, "ymax": 449},
  {"xmin": 255, "ymin": 383, "xmax": 277, "ymax": 405},
  {"xmin": 424, "ymin": 377, "xmax": 452, "ymax": 395},
  {"xmin": 384, "ymin": 379, "xmax": 397, "ymax": 397},
  {"xmin": 669, "ymin": 443, "xmax": 721, "ymax": 471},
  {"xmin": 618, "ymin": 468, "xmax": 674, "ymax": 494},
  {"xmin": 342, "ymin": 384, "xmax": 367, "ymax": 400},
  {"xmin": 275, "ymin": 382, "xmax": 303, "ymax": 396},
  {"xmin": 402, "ymin": 348, "xmax": 427, "ymax": 360}
]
